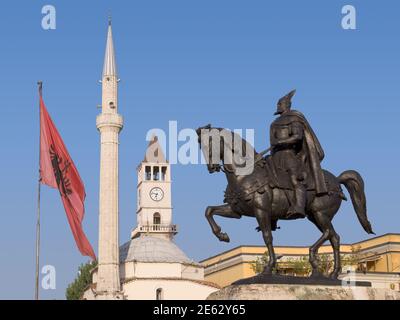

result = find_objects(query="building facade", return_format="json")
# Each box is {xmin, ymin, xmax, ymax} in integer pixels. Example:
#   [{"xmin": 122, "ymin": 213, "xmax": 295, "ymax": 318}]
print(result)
[{"xmin": 201, "ymin": 233, "xmax": 400, "ymax": 291}]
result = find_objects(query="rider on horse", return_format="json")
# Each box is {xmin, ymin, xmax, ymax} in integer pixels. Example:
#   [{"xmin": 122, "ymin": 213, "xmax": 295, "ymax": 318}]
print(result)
[{"xmin": 269, "ymin": 90, "xmax": 328, "ymax": 218}]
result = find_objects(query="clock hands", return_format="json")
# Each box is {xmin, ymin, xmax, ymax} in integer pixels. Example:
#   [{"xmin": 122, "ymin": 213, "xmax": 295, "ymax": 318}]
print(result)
[{"xmin": 150, "ymin": 187, "xmax": 164, "ymax": 201}]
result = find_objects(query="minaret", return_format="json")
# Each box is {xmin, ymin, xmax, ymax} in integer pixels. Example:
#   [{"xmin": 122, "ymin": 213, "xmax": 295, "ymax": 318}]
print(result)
[{"xmin": 95, "ymin": 19, "xmax": 123, "ymax": 299}]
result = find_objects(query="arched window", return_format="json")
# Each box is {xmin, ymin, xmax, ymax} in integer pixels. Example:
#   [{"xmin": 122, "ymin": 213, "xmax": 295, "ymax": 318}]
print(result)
[
  {"xmin": 153, "ymin": 212, "xmax": 161, "ymax": 228},
  {"xmin": 145, "ymin": 166, "xmax": 151, "ymax": 181},
  {"xmin": 156, "ymin": 288, "xmax": 163, "ymax": 300},
  {"xmin": 161, "ymin": 167, "xmax": 167, "ymax": 181},
  {"xmin": 153, "ymin": 166, "xmax": 160, "ymax": 181}
]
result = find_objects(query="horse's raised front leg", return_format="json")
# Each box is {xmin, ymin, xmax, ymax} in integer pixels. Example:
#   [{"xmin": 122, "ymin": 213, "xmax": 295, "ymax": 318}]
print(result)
[
  {"xmin": 205, "ymin": 204, "xmax": 241, "ymax": 242},
  {"xmin": 254, "ymin": 208, "xmax": 276, "ymax": 274}
]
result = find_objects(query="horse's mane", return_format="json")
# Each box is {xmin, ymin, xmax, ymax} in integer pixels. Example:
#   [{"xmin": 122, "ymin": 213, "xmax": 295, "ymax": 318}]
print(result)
[{"xmin": 212, "ymin": 127, "xmax": 257, "ymax": 160}]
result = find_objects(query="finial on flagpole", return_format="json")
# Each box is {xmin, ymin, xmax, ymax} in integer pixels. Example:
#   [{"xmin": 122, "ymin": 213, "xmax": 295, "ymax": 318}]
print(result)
[{"xmin": 37, "ymin": 81, "xmax": 43, "ymax": 96}]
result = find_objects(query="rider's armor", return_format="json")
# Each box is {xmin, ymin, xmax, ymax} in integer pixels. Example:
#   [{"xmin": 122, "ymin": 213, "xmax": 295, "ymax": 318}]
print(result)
[
  {"xmin": 268, "ymin": 89, "xmax": 327, "ymax": 217},
  {"xmin": 270, "ymin": 113, "xmax": 307, "ymax": 217}
]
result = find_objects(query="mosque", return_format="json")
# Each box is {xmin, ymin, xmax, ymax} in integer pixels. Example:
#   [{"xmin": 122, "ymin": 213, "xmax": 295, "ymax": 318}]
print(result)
[{"xmin": 82, "ymin": 21, "xmax": 218, "ymax": 300}]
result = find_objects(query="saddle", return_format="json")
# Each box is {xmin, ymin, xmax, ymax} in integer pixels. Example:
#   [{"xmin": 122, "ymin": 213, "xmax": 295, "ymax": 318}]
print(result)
[
  {"xmin": 260, "ymin": 155, "xmax": 314, "ymax": 191},
  {"xmin": 259, "ymin": 155, "xmax": 339, "ymax": 193},
  {"xmin": 223, "ymin": 155, "xmax": 342, "ymax": 206}
]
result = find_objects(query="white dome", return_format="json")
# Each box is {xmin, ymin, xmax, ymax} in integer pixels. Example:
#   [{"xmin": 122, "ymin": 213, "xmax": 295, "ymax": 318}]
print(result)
[{"xmin": 119, "ymin": 235, "xmax": 200, "ymax": 265}]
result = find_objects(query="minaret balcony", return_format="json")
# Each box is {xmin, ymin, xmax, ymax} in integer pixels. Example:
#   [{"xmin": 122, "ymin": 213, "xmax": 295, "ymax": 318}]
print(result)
[
  {"xmin": 131, "ymin": 224, "xmax": 178, "ymax": 239},
  {"xmin": 96, "ymin": 113, "xmax": 123, "ymax": 131}
]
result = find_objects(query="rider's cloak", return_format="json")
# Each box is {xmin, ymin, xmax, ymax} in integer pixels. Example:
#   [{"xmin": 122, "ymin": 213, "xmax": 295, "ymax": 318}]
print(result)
[{"xmin": 287, "ymin": 110, "xmax": 328, "ymax": 195}]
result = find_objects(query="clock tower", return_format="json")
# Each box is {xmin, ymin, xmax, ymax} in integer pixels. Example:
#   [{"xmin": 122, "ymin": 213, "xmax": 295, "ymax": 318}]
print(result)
[{"xmin": 131, "ymin": 136, "xmax": 177, "ymax": 240}]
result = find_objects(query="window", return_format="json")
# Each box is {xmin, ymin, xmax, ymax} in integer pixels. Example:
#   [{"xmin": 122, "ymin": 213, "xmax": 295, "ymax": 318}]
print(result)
[
  {"xmin": 153, "ymin": 166, "xmax": 160, "ymax": 181},
  {"xmin": 153, "ymin": 212, "xmax": 161, "ymax": 225},
  {"xmin": 145, "ymin": 166, "xmax": 151, "ymax": 181},
  {"xmin": 161, "ymin": 167, "xmax": 167, "ymax": 181},
  {"xmin": 156, "ymin": 288, "xmax": 163, "ymax": 300}
]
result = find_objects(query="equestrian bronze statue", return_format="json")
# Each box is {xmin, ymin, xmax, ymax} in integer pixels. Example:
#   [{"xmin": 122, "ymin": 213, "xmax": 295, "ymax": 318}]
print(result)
[{"xmin": 196, "ymin": 90, "xmax": 374, "ymax": 281}]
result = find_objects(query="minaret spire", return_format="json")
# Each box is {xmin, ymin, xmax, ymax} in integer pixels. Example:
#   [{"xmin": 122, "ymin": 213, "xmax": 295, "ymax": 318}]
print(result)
[
  {"xmin": 96, "ymin": 19, "xmax": 123, "ymax": 300},
  {"xmin": 102, "ymin": 19, "xmax": 117, "ymax": 78}
]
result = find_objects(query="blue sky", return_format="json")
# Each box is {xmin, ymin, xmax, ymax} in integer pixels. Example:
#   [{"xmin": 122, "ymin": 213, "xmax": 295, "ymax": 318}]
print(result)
[{"xmin": 0, "ymin": 0, "xmax": 399, "ymax": 299}]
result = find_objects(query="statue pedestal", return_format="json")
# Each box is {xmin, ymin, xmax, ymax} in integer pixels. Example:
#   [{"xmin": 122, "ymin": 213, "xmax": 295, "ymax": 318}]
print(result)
[{"xmin": 206, "ymin": 284, "xmax": 400, "ymax": 300}]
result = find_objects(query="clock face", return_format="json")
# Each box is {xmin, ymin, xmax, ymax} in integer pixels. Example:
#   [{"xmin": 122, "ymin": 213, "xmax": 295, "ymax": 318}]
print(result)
[{"xmin": 150, "ymin": 187, "xmax": 164, "ymax": 201}]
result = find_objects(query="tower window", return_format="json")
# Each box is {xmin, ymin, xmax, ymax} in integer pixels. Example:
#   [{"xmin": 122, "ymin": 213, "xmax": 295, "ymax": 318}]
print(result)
[
  {"xmin": 153, "ymin": 166, "xmax": 160, "ymax": 181},
  {"xmin": 161, "ymin": 167, "xmax": 167, "ymax": 181},
  {"xmin": 145, "ymin": 166, "xmax": 151, "ymax": 181},
  {"xmin": 156, "ymin": 288, "xmax": 163, "ymax": 300},
  {"xmin": 153, "ymin": 212, "xmax": 161, "ymax": 225},
  {"xmin": 109, "ymin": 101, "xmax": 115, "ymax": 109}
]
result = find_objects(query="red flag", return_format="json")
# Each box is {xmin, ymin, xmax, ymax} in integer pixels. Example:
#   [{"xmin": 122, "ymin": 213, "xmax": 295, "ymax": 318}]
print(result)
[{"xmin": 39, "ymin": 89, "xmax": 96, "ymax": 260}]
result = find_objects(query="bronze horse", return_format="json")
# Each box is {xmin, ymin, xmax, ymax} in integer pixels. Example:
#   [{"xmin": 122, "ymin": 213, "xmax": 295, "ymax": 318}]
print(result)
[{"xmin": 196, "ymin": 125, "xmax": 374, "ymax": 279}]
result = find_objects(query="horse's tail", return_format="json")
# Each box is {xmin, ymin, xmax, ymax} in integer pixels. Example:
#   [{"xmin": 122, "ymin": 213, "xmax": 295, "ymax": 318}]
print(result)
[{"xmin": 338, "ymin": 170, "xmax": 375, "ymax": 235}]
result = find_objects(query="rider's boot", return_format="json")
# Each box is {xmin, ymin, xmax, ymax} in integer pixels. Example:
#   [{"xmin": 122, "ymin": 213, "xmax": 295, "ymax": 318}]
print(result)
[{"xmin": 288, "ymin": 183, "xmax": 306, "ymax": 218}]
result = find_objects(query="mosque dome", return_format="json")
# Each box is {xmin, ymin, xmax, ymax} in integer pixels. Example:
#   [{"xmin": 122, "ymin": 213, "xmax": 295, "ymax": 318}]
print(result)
[{"xmin": 119, "ymin": 235, "xmax": 200, "ymax": 266}]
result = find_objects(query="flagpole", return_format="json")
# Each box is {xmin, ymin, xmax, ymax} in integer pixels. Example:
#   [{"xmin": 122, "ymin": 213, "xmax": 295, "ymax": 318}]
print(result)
[{"xmin": 35, "ymin": 81, "xmax": 43, "ymax": 300}]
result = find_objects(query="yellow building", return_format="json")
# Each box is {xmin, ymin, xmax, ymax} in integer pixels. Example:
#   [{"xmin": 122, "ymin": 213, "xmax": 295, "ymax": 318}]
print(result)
[{"xmin": 201, "ymin": 233, "xmax": 400, "ymax": 290}]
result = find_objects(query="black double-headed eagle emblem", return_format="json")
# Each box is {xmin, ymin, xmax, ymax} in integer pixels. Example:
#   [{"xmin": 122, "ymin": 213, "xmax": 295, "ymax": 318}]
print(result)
[{"xmin": 49, "ymin": 144, "xmax": 72, "ymax": 197}]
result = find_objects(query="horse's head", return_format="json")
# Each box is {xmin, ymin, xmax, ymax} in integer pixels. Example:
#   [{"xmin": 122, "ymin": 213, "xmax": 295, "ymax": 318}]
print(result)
[
  {"xmin": 196, "ymin": 124, "xmax": 256, "ymax": 176},
  {"xmin": 196, "ymin": 124, "xmax": 222, "ymax": 174}
]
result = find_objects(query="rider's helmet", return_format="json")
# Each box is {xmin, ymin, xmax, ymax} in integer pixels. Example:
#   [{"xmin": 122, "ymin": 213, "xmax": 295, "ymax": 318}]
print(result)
[{"xmin": 274, "ymin": 89, "xmax": 296, "ymax": 115}]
